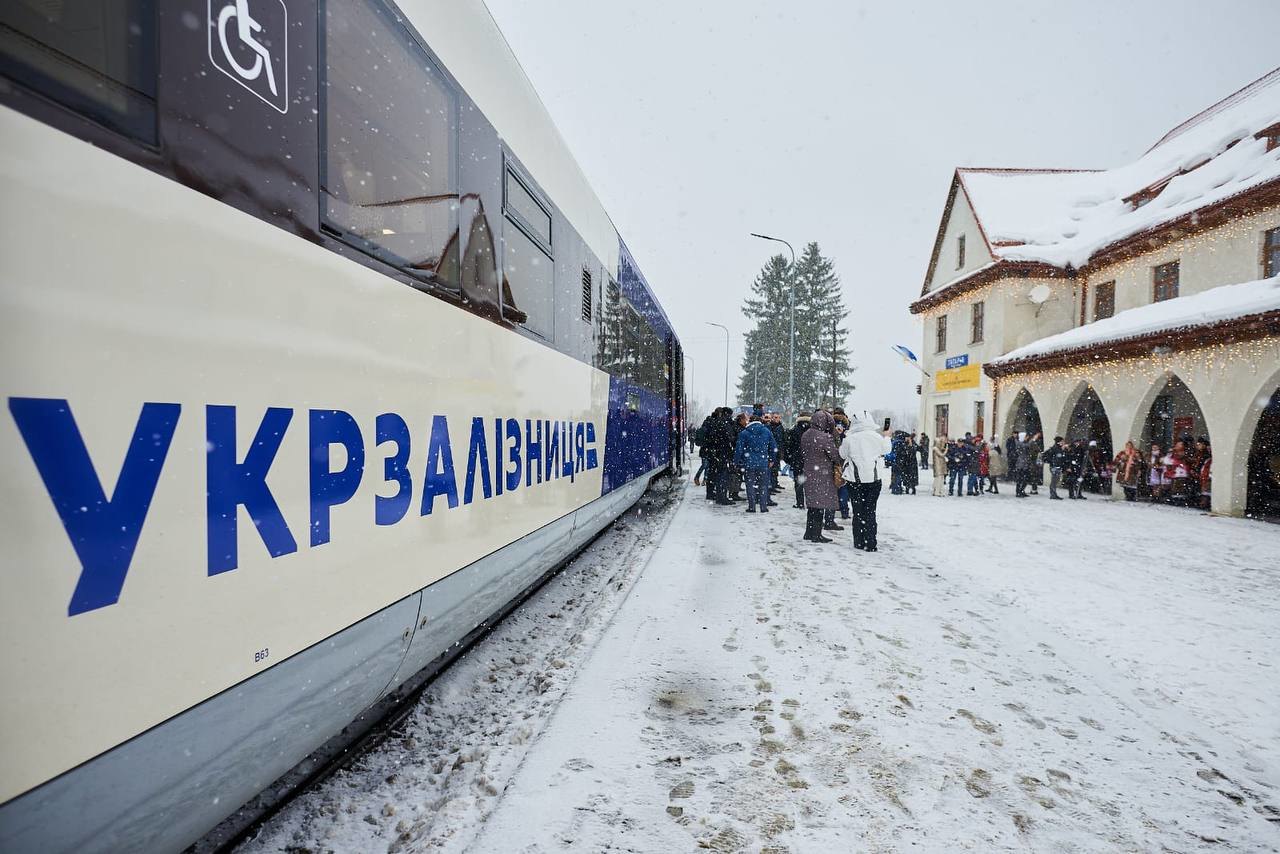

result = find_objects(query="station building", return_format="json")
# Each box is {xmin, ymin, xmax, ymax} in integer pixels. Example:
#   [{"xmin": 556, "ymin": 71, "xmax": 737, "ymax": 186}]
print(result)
[{"xmin": 910, "ymin": 68, "xmax": 1280, "ymax": 518}]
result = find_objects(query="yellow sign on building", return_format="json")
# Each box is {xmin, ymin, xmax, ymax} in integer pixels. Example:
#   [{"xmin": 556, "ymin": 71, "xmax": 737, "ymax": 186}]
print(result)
[{"xmin": 936, "ymin": 363, "xmax": 981, "ymax": 391}]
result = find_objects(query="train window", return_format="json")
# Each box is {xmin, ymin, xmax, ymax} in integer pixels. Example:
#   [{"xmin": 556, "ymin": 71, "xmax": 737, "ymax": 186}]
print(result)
[
  {"xmin": 321, "ymin": 0, "xmax": 460, "ymax": 288},
  {"xmin": 501, "ymin": 163, "xmax": 554, "ymax": 336},
  {"xmin": 0, "ymin": 0, "xmax": 157, "ymax": 143},
  {"xmin": 601, "ymin": 279, "xmax": 623, "ymax": 371},
  {"xmin": 504, "ymin": 166, "xmax": 553, "ymax": 252},
  {"xmin": 502, "ymin": 225, "xmax": 553, "ymax": 338}
]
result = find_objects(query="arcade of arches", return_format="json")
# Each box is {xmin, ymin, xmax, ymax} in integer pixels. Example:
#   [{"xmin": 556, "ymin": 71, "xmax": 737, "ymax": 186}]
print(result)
[{"xmin": 990, "ymin": 343, "xmax": 1280, "ymax": 519}]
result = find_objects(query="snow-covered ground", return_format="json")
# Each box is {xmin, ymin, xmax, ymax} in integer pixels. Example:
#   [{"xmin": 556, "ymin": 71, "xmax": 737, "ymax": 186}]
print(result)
[{"xmin": 240, "ymin": 473, "xmax": 1280, "ymax": 853}]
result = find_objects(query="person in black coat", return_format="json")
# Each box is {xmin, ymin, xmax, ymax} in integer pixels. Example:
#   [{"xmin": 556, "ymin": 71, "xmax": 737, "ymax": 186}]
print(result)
[
  {"xmin": 784, "ymin": 413, "xmax": 811, "ymax": 508},
  {"xmin": 899, "ymin": 435, "xmax": 919, "ymax": 494},
  {"xmin": 704, "ymin": 408, "xmax": 737, "ymax": 504},
  {"xmin": 767, "ymin": 413, "xmax": 786, "ymax": 493},
  {"xmin": 919, "ymin": 433, "xmax": 930, "ymax": 470},
  {"xmin": 1044, "ymin": 436, "xmax": 1069, "ymax": 499},
  {"xmin": 1030, "ymin": 434, "xmax": 1045, "ymax": 491},
  {"xmin": 728, "ymin": 412, "xmax": 748, "ymax": 500},
  {"xmin": 696, "ymin": 413, "xmax": 715, "ymax": 500},
  {"xmin": 1066, "ymin": 440, "xmax": 1092, "ymax": 500}
]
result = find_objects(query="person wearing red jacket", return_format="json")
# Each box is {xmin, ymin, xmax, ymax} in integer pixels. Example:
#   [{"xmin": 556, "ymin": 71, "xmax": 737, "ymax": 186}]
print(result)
[
  {"xmin": 1197, "ymin": 438, "xmax": 1213, "ymax": 510},
  {"xmin": 1167, "ymin": 441, "xmax": 1193, "ymax": 506}
]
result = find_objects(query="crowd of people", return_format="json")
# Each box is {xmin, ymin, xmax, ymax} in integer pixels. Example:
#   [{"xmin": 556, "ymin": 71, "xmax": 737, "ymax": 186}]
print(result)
[
  {"xmin": 691, "ymin": 407, "xmax": 1216, "ymax": 548},
  {"xmin": 692, "ymin": 404, "xmax": 893, "ymax": 550}
]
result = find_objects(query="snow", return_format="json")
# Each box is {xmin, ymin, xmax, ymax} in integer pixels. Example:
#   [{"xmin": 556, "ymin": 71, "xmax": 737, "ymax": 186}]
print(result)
[
  {"xmin": 952, "ymin": 69, "xmax": 1280, "ymax": 273},
  {"xmin": 239, "ymin": 475, "xmax": 1280, "ymax": 852},
  {"xmin": 992, "ymin": 275, "xmax": 1280, "ymax": 366}
]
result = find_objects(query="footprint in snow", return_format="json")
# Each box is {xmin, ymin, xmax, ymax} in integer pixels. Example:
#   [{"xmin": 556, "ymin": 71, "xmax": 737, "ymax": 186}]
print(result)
[
  {"xmin": 957, "ymin": 708, "xmax": 999, "ymax": 736},
  {"xmin": 1004, "ymin": 702, "xmax": 1047, "ymax": 730}
]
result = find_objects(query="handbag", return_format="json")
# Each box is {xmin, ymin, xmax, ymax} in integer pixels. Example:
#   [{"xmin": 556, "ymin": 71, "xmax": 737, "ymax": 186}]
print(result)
[{"xmin": 834, "ymin": 463, "xmax": 845, "ymax": 488}]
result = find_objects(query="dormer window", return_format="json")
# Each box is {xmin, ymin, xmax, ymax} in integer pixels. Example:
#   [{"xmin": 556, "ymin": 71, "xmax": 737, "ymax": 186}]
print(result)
[
  {"xmin": 1257, "ymin": 122, "xmax": 1280, "ymax": 152},
  {"xmin": 956, "ymin": 234, "xmax": 966, "ymax": 269},
  {"xmin": 1125, "ymin": 176, "xmax": 1174, "ymax": 210}
]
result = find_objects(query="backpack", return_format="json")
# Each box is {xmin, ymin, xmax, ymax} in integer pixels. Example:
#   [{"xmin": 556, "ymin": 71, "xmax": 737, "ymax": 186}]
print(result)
[{"xmin": 694, "ymin": 425, "xmax": 707, "ymax": 446}]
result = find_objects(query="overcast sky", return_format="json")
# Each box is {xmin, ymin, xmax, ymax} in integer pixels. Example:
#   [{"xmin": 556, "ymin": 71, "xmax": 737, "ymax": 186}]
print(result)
[{"xmin": 484, "ymin": 0, "xmax": 1279, "ymax": 419}]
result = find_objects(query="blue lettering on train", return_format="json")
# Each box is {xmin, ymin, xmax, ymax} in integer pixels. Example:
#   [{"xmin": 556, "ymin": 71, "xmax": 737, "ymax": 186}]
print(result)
[
  {"xmin": 8, "ymin": 398, "xmax": 180, "ymax": 616},
  {"xmin": 7, "ymin": 398, "xmax": 600, "ymax": 617}
]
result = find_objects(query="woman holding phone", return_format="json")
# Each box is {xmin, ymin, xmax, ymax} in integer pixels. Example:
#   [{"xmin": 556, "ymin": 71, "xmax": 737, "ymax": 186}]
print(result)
[{"xmin": 840, "ymin": 417, "xmax": 895, "ymax": 551}]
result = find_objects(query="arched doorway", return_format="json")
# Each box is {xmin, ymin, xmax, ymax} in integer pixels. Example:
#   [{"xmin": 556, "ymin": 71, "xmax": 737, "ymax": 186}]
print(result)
[
  {"xmin": 1140, "ymin": 374, "xmax": 1209, "ymax": 506},
  {"xmin": 1246, "ymin": 386, "xmax": 1280, "ymax": 521},
  {"xmin": 1065, "ymin": 386, "xmax": 1113, "ymax": 494},
  {"xmin": 1142, "ymin": 375, "xmax": 1208, "ymax": 450},
  {"xmin": 1008, "ymin": 388, "xmax": 1043, "ymax": 438},
  {"xmin": 1005, "ymin": 388, "xmax": 1045, "ymax": 490}
]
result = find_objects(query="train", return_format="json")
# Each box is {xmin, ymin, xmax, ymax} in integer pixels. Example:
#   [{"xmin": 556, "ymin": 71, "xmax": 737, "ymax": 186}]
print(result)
[{"xmin": 0, "ymin": 1, "xmax": 684, "ymax": 850}]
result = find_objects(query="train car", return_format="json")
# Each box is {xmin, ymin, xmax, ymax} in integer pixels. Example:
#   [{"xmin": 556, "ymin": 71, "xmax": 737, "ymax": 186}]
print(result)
[{"xmin": 0, "ymin": 1, "xmax": 684, "ymax": 850}]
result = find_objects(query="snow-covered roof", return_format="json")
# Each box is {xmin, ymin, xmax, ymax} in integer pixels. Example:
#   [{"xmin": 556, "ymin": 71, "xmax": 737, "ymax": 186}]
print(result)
[
  {"xmin": 990, "ymin": 276, "xmax": 1280, "ymax": 366},
  {"xmin": 957, "ymin": 68, "xmax": 1280, "ymax": 271}
]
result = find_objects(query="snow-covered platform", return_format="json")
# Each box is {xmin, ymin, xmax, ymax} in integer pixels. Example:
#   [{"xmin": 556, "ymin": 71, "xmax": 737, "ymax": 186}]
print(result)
[{"xmin": 242, "ymin": 476, "xmax": 1280, "ymax": 852}]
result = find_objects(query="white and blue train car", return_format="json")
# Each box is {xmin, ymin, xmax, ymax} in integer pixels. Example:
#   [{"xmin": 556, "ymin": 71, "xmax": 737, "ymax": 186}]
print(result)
[{"xmin": 0, "ymin": 1, "xmax": 685, "ymax": 850}]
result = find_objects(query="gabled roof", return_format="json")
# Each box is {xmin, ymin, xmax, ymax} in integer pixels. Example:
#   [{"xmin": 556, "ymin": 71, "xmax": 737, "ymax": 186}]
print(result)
[{"xmin": 915, "ymin": 67, "xmax": 1280, "ymax": 309}]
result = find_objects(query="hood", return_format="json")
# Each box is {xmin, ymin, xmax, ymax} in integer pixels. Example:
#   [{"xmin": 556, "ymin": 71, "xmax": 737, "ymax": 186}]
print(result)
[
  {"xmin": 846, "ymin": 418, "xmax": 878, "ymax": 435},
  {"xmin": 810, "ymin": 411, "xmax": 836, "ymax": 434}
]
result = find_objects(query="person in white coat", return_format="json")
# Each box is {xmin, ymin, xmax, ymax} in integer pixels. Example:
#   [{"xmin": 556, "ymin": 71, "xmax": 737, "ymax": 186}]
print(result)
[{"xmin": 839, "ymin": 418, "xmax": 894, "ymax": 551}]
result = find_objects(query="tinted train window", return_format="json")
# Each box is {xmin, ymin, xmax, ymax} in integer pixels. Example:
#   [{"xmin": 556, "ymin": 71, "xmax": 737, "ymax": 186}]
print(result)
[
  {"xmin": 502, "ymin": 163, "xmax": 554, "ymax": 337},
  {"xmin": 0, "ymin": 0, "xmax": 157, "ymax": 142},
  {"xmin": 599, "ymin": 282, "xmax": 666, "ymax": 394},
  {"xmin": 322, "ymin": 0, "xmax": 459, "ymax": 287},
  {"xmin": 505, "ymin": 167, "xmax": 552, "ymax": 251},
  {"xmin": 502, "ymin": 222, "xmax": 553, "ymax": 338}
]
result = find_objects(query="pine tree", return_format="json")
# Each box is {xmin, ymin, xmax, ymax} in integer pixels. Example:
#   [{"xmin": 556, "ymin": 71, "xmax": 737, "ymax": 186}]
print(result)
[
  {"xmin": 735, "ymin": 244, "xmax": 854, "ymax": 414},
  {"xmin": 791, "ymin": 242, "xmax": 854, "ymax": 411},
  {"xmin": 736, "ymin": 255, "xmax": 792, "ymax": 408}
]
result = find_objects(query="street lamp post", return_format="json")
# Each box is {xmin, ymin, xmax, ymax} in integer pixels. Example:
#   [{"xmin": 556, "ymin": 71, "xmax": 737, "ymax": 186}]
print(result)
[
  {"xmin": 750, "ymin": 233, "xmax": 796, "ymax": 422},
  {"xmin": 705, "ymin": 321, "xmax": 729, "ymax": 408}
]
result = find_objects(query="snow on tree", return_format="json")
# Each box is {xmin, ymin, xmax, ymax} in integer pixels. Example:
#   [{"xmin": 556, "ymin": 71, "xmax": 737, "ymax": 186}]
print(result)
[{"xmin": 737, "ymin": 243, "xmax": 854, "ymax": 412}]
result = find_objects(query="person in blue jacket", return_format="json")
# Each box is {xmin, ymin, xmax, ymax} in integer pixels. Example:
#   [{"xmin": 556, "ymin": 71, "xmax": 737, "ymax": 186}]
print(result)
[{"xmin": 734, "ymin": 415, "xmax": 779, "ymax": 513}]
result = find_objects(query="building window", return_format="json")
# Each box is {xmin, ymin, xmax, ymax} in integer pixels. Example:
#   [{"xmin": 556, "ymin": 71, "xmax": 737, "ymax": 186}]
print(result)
[
  {"xmin": 1265, "ymin": 227, "xmax": 1280, "ymax": 278},
  {"xmin": 935, "ymin": 315, "xmax": 948, "ymax": 354},
  {"xmin": 1260, "ymin": 125, "xmax": 1280, "ymax": 152},
  {"xmin": 0, "ymin": 0, "xmax": 158, "ymax": 143},
  {"xmin": 974, "ymin": 401, "xmax": 985, "ymax": 437},
  {"xmin": 1095, "ymin": 281, "xmax": 1115, "ymax": 320},
  {"xmin": 935, "ymin": 404, "xmax": 949, "ymax": 440},
  {"xmin": 970, "ymin": 301, "xmax": 984, "ymax": 344},
  {"xmin": 1153, "ymin": 261, "xmax": 1180, "ymax": 302},
  {"xmin": 956, "ymin": 234, "xmax": 966, "ymax": 269},
  {"xmin": 322, "ymin": 0, "xmax": 460, "ymax": 287}
]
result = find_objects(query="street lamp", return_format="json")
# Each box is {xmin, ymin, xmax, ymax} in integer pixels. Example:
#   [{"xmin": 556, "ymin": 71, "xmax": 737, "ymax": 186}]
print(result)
[
  {"xmin": 705, "ymin": 321, "xmax": 729, "ymax": 408},
  {"xmin": 750, "ymin": 232, "xmax": 796, "ymax": 422}
]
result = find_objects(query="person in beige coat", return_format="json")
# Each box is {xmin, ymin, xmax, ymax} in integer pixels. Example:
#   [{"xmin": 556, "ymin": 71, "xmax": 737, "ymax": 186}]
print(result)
[{"xmin": 931, "ymin": 437, "xmax": 949, "ymax": 497}]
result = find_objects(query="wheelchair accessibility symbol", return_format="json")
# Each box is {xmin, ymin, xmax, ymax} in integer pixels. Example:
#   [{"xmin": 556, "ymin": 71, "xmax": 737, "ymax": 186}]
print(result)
[{"xmin": 208, "ymin": 0, "xmax": 289, "ymax": 113}]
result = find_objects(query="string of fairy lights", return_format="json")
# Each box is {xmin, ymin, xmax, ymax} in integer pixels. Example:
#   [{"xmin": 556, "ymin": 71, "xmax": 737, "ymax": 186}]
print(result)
[
  {"xmin": 907, "ymin": 211, "xmax": 1280, "ymax": 500},
  {"xmin": 990, "ymin": 334, "xmax": 1280, "ymax": 426}
]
